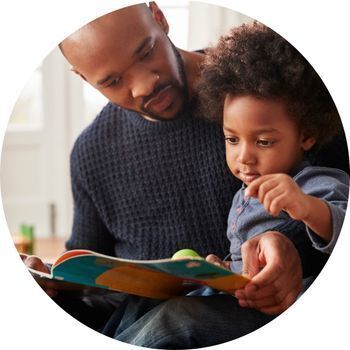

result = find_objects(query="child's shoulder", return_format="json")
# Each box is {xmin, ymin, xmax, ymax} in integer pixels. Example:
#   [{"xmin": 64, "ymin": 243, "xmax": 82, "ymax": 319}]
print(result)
[{"xmin": 294, "ymin": 163, "xmax": 349, "ymax": 194}]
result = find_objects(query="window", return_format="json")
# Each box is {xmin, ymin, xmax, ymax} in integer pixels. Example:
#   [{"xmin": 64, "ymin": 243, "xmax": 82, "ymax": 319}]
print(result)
[{"xmin": 8, "ymin": 68, "xmax": 44, "ymax": 130}]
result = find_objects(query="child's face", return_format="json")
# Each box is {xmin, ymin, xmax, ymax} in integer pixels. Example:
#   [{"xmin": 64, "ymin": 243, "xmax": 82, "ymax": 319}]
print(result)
[{"xmin": 223, "ymin": 95, "xmax": 315, "ymax": 185}]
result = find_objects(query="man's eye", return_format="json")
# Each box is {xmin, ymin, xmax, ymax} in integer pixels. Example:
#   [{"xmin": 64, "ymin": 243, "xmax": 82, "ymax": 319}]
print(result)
[
  {"xmin": 257, "ymin": 139, "xmax": 275, "ymax": 147},
  {"xmin": 140, "ymin": 45, "xmax": 154, "ymax": 61},
  {"xmin": 106, "ymin": 77, "xmax": 121, "ymax": 88},
  {"xmin": 225, "ymin": 137, "xmax": 239, "ymax": 145}
]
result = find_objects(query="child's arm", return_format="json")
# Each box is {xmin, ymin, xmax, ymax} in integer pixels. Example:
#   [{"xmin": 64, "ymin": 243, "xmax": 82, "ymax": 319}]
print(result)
[
  {"xmin": 292, "ymin": 194, "xmax": 332, "ymax": 242},
  {"xmin": 245, "ymin": 173, "xmax": 332, "ymax": 242}
]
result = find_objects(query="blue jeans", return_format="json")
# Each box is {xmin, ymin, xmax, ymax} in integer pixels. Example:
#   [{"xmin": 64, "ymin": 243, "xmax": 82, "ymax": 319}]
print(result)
[{"xmin": 102, "ymin": 293, "xmax": 276, "ymax": 349}]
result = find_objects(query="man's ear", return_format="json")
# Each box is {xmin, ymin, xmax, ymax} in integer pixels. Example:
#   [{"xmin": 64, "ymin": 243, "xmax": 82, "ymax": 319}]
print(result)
[
  {"xmin": 149, "ymin": 2, "xmax": 169, "ymax": 34},
  {"xmin": 301, "ymin": 133, "xmax": 316, "ymax": 151},
  {"xmin": 71, "ymin": 67, "xmax": 87, "ymax": 82}
]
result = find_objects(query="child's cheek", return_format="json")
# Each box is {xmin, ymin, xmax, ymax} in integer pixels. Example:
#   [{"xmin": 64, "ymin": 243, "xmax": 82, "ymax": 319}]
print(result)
[{"xmin": 225, "ymin": 149, "xmax": 235, "ymax": 174}]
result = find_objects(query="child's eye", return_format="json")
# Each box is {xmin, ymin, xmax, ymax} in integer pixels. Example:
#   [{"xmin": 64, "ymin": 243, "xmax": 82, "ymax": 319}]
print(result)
[
  {"xmin": 225, "ymin": 136, "xmax": 239, "ymax": 145},
  {"xmin": 257, "ymin": 139, "xmax": 275, "ymax": 147}
]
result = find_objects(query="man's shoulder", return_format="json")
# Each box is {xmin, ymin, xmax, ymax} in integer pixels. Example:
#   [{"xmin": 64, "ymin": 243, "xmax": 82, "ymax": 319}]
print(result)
[
  {"xmin": 84, "ymin": 102, "xmax": 127, "ymax": 135},
  {"xmin": 74, "ymin": 103, "xmax": 128, "ymax": 147},
  {"xmin": 71, "ymin": 103, "xmax": 133, "ymax": 161}
]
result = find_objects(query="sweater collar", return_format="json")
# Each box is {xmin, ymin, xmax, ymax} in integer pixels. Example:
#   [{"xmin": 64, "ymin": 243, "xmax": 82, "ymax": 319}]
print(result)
[{"xmin": 125, "ymin": 109, "xmax": 194, "ymax": 133}]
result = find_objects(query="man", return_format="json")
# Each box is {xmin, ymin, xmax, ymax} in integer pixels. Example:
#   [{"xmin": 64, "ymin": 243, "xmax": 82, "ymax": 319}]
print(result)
[{"xmin": 23, "ymin": 2, "xmax": 347, "ymax": 348}]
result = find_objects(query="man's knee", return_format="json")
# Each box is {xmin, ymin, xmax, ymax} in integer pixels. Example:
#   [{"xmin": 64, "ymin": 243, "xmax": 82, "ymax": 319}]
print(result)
[{"xmin": 149, "ymin": 297, "xmax": 198, "ymax": 329}]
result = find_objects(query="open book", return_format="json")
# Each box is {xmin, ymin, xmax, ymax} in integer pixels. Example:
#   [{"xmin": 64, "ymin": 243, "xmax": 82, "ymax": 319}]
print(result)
[{"xmin": 29, "ymin": 250, "xmax": 249, "ymax": 299}]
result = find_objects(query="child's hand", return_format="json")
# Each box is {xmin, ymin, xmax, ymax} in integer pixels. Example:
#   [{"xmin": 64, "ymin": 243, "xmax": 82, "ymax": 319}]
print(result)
[
  {"xmin": 245, "ymin": 174, "xmax": 309, "ymax": 220},
  {"xmin": 206, "ymin": 254, "xmax": 230, "ymax": 270}
]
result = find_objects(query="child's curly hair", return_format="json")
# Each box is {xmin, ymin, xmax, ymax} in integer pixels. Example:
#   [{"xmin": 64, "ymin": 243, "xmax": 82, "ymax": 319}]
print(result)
[{"xmin": 196, "ymin": 22, "xmax": 342, "ymax": 148}]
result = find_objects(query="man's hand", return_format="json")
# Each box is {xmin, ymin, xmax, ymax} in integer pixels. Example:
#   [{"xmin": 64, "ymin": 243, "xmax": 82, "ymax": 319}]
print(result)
[
  {"xmin": 245, "ymin": 174, "xmax": 309, "ymax": 220},
  {"xmin": 20, "ymin": 253, "xmax": 59, "ymax": 298},
  {"xmin": 234, "ymin": 231, "xmax": 303, "ymax": 315}
]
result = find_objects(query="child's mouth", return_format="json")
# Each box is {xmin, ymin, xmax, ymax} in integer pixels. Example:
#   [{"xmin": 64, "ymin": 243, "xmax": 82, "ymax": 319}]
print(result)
[{"xmin": 239, "ymin": 172, "xmax": 259, "ymax": 184}]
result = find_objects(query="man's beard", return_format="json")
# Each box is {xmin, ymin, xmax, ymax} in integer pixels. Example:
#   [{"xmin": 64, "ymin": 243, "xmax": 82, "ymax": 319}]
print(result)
[{"xmin": 140, "ymin": 41, "xmax": 190, "ymax": 122}]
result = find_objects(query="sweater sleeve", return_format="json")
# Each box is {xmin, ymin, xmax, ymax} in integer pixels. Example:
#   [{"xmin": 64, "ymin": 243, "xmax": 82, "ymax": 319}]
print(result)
[
  {"xmin": 65, "ymin": 138, "xmax": 116, "ymax": 255},
  {"xmin": 270, "ymin": 166, "xmax": 349, "ymax": 277},
  {"xmin": 294, "ymin": 166, "xmax": 349, "ymax": 254}
]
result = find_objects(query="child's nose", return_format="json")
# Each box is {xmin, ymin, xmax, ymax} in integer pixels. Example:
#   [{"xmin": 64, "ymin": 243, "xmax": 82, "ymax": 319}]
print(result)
[{"xmin": 237, "ymin": 144, "xmax": 255, "ymax": 164}]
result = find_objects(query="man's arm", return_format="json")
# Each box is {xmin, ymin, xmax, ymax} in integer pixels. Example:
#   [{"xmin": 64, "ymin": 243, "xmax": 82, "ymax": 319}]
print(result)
[
  {"xmin": 307, "ymin": 130, "xmax": 349, "ymax": 174},
  {"xmin": 272, "ymin": 214, "xmax": 329, "ymax": 278},
  {"xmin": 233, "ymin": 214, "xmax": 330, "ymax": 315},
  {"xmin": 21, "ymin": 139, "xmax": 116, "ymax": 298},
  {"xmin": 66, "ymin": 139, "xmax": 116, "ymax": 254},
  {"xmin": 20, "ymin": 254, "xmax": 59, "ymax": 297}
]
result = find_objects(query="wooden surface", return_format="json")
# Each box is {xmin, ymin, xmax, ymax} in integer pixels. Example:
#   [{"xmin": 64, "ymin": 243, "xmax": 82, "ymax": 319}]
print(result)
[
  {"xmin": 34, "ymin": 237, "xmax": 66, "ymax": 262},
  {"xmin": 14, "ymin": 236, "xmax": 66, "ymax": 263}
]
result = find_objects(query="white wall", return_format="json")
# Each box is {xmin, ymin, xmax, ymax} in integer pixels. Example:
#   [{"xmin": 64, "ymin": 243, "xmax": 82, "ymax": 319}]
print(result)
[
  {"xmin": 188, "ymin": 2, "xmax": 253, "ymax": 50},
  {"xmin": 0, "ymin": 2, "xmax": 252, "ymax": 238}
]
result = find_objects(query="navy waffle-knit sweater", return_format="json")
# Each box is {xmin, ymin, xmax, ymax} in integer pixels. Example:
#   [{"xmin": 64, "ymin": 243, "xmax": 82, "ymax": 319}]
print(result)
[{"xmin": 66, "ymin": 102, "xmax": 239, "ymax": 260}]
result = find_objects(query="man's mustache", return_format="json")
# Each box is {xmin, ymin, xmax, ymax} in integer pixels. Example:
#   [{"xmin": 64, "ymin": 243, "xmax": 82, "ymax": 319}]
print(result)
[{"xmin": 141, "ymin": 82, "xmax": 170, "ymax": 110}]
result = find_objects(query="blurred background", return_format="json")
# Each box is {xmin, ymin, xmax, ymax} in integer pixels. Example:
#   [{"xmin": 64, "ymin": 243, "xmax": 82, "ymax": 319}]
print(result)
[{"xmin": 0, "ymin": 1, "xmax": 252, "ymax": 260}]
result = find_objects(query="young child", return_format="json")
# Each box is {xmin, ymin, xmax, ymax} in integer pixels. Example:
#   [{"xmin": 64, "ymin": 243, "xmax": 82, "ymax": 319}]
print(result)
[{"xmin": 196, "ymin": 22, "xmax": 349, "ymax": 275}]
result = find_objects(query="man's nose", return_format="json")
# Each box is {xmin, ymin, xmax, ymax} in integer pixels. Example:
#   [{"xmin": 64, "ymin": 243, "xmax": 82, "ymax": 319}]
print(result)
[{"xmin": 129, "ymin": 68, "xmax": 160, "ymax": 99}]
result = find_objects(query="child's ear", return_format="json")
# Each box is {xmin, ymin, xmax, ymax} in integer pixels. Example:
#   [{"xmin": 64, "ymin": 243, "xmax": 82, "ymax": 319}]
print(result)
[
  {"xmin": 149, "ymin": 2, "xmax": 169, "ymax": 34},
  {"xmin": 301, "ymin": 133, "xmax": 316, "ymax": 151}
]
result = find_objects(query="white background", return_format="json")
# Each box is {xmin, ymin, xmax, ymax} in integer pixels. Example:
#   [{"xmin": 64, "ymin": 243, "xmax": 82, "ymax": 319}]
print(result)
[{"xmin": 0, "ymin": 0, "xmax": 349, "ymax": 349}]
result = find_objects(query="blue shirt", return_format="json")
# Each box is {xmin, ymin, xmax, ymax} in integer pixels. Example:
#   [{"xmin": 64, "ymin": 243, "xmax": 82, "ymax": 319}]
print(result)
[{"xmin": 228, "ymin": 162, "xmax": 349, "ymax": 273}]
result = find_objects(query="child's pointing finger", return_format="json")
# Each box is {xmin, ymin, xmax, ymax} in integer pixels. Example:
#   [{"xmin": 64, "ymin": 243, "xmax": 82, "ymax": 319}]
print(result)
[{"xmin": 245, "ymin": 176, "xmax": 266, "ymax": 198}]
